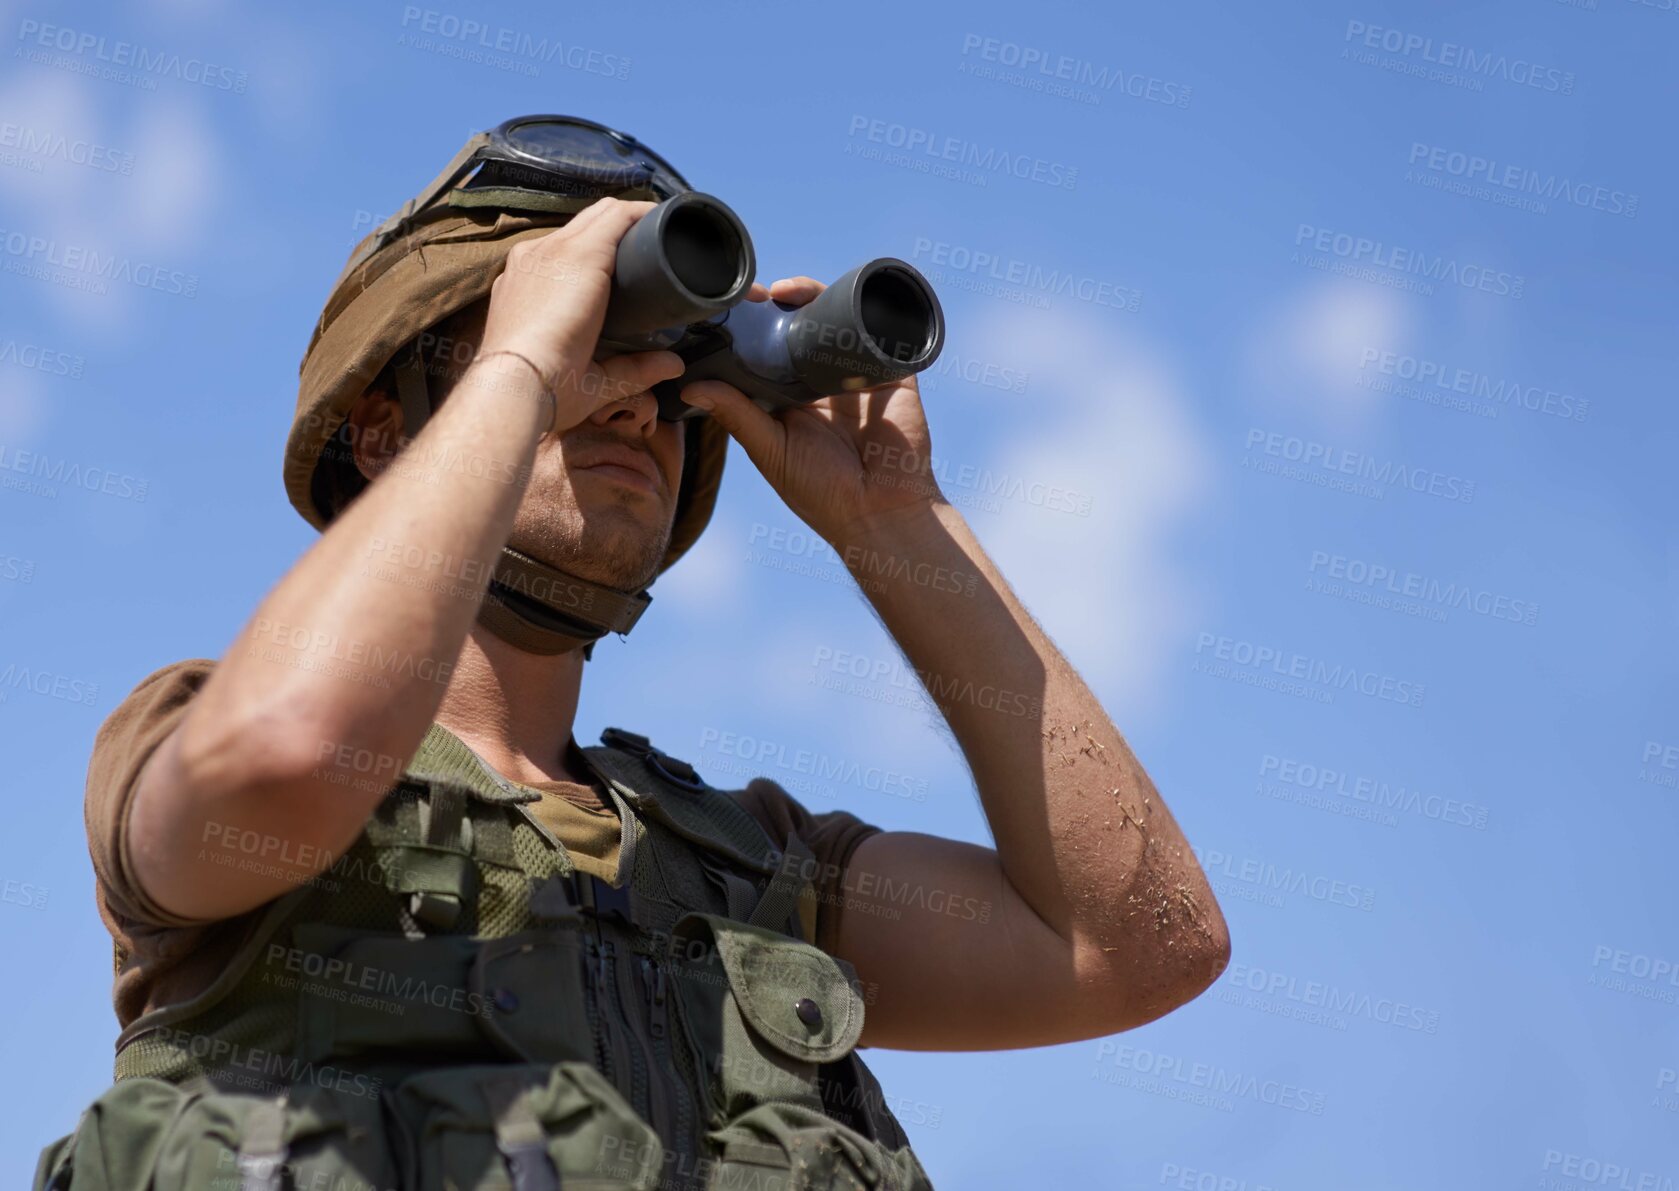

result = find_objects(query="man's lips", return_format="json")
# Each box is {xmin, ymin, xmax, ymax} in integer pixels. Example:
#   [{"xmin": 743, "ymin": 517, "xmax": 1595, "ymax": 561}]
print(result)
[{"xmin": 576, "ymin": 445, "xmax": 663, "ymax": 494}]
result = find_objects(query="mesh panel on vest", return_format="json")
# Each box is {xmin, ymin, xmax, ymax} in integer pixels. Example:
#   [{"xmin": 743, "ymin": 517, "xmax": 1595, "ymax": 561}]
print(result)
[{"xmin": 479, "ymin": 817, "xmax": 564, "ymax": 937}]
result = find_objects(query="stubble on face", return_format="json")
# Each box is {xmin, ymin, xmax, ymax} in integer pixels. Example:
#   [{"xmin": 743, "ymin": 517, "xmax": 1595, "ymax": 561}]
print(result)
[
  {"xmin": 507, "ymin": 431, "xmax": 677, "ymax": 592},
  {"xmin": 422, "ymin": 298, "xmax": 683, "ymax": 595}
]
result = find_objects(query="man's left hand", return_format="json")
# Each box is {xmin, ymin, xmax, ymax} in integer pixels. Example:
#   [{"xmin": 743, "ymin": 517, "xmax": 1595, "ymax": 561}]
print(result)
[{"xmin": 678, "ymin": 275, "xmax": 944, "ymax": 548}]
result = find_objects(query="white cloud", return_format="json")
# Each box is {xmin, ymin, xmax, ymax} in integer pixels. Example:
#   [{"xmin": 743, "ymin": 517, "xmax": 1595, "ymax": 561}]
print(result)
[
  {"xmin": 957, "ymin": 303, "xmax": 1215, "ymax": 726},
  {"xmin": 0, "ymin": 374, "xmax": 50, "ymax": 443},
  {"xmin": 655, "ymin": 497, "xmax": 749, "ymax": 610},
  {"xmin": 124, "ymin": 97, "xmax": 218, "ymax": 255},
  {"xmin": 0, "ymin": 61, "xmax": 224, "ymax": 336},
  {"xmin": 1240, "ymin": 276, "xmax": 1411, "ymax": 433}
]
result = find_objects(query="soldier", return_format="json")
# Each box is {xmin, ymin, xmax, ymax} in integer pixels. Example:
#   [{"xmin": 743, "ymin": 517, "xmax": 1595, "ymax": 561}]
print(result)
[{"xmin": 39, "ymin": 115, "xmax": 1229, "ymax": 1190}]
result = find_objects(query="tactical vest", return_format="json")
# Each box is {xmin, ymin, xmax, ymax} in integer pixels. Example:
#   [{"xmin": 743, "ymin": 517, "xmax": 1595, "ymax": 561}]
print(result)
[{"xmin": 36, "ymin": 725, "xmax": 934, "ymax": 1191}]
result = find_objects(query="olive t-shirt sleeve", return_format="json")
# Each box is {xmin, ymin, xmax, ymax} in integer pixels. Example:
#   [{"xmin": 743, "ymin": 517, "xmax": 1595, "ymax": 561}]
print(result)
[
  {"xmin": 729, "ymin": 778, "xmax": 883, "ymax": 956},
  {"xmin": 86, "ymin": 658, "xmax": 220, "ymax": 929},
  {"xmin": 85, "ymin": 657, "xmax": 260, "ymax": 1028}
]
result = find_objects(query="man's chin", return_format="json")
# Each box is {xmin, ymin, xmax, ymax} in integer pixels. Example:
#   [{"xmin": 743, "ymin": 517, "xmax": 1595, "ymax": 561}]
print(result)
[{"xmin": 508, "ymin": 523, "xmax": 668, "ymax": 595}]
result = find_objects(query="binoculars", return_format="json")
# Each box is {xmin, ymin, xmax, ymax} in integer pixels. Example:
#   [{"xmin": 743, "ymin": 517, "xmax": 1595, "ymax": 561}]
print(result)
[{"xmin": 594, "ymin": 192, "xmax": 946, "ymax": 421}]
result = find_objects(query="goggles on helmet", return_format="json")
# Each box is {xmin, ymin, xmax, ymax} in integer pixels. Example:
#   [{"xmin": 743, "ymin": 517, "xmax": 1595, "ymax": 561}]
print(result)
[{"xmin": 355, "ymin": 114, "xmax": 693, "ymax": 269}]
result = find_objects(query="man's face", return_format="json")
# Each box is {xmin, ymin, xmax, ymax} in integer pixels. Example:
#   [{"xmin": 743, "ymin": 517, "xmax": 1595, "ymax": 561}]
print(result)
[{"xmin": 390, "ymin": 297, "xmax": 687, "ymax": 594}]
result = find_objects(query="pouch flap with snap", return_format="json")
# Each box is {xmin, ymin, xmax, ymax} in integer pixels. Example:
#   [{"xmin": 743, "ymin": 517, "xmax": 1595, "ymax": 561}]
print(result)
[{"xmin": 674, "ymin": 913, "xmax": 864, "ymax": 1064}]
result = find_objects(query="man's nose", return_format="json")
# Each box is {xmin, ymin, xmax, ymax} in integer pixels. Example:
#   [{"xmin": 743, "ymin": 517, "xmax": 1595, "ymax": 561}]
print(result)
[{"xmin": 587, "ymin": 387, "xmax": 660, "ymax": 439}]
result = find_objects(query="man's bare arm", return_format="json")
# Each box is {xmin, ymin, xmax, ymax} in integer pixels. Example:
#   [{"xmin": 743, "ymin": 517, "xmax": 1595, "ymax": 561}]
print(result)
[
  {"xmin": 126, "ymin": 201, "xmax": 681, "ymax": 923},
  {"xmin": 826, "ymin": 498, "xmax": 1230, "ymax": 1050}
]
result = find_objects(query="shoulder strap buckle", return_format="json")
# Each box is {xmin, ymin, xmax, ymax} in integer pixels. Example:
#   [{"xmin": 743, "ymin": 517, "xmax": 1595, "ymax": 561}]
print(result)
[
  {"xmin": 599, "ymin": 727, "xmax": 706, "ymax": 791},
  {"xmin": 600, "ymin": 726, "xmax": 651, "ymax": 753}
]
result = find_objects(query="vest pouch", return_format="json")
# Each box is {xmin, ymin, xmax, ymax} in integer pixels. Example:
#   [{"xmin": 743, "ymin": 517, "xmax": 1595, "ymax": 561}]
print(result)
[
  {"xmin": 289, "ymin": 924, "xmax": 495, "ymax": 1064},
  {"xmin": 389, "ymin": 1061, "xmax": 664, "ymax": 1190},
  {"xmin": 31, "ymin": 1077, "xmax": 188, "ymax": 1191},
  {"xmin": 667, "ymin": 914, "xmax": 914, "ymax": 1191},
  {"xmin": 37, "ymin": 1075, "xmax": 400, "ymax": 1191},
  {"xmin": 153, "ymin": 1078, "xmax": 398, "ymax": 1191}
]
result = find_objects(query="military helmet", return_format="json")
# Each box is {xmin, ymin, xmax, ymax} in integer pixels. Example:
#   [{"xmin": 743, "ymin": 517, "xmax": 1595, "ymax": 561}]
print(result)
[{"xmin": 285, "ymin": 116, "xmax": 730, "ymax": 653}]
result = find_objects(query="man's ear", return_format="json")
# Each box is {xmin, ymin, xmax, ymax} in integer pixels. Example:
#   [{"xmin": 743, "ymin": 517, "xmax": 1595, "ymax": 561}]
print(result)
[{"xmin": 345, "ymin": 385, "xmax": 405, "ymax": 482}]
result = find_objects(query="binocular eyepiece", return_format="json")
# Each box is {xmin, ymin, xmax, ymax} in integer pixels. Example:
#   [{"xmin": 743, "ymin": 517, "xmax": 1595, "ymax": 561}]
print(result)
[{"xmin": 596, "ymin": 192, "xmax": 945, "ymax": 421}]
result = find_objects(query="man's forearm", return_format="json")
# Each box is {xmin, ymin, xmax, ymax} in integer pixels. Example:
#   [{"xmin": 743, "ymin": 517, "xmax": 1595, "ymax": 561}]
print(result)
[
  {"xmin": 163, "ymin": 364, "xmax": 552, "ymax": 879},
  {"xmin": 834, "ymin": 497, "xmax": 1226, "ymax": 963}
]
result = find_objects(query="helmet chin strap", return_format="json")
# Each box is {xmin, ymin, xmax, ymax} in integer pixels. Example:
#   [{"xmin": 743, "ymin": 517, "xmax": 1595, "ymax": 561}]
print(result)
[{"xmin": 392, "ymin": 344, "xmax": 652, "ymax": 658}]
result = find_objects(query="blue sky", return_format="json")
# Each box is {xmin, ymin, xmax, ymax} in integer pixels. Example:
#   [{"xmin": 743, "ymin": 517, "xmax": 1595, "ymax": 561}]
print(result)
[{"xmin": 2, "ymin": 0, "xmax": 1676, "ymax": 1186}]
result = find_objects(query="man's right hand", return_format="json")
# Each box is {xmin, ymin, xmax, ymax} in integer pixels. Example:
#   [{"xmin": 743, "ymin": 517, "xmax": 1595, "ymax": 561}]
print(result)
[{"xmin": 477, "ymin": 196, "xmax": 686, "ymax": 435}]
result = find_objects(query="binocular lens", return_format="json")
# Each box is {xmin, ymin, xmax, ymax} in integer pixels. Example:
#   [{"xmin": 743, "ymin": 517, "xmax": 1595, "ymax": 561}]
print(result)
[
  {"xmin": 599, "ymin": 192, "xmax": 756, "ymax": 341},
  {"xmin": 860, "ymin": 267, "xmax": 935, "ymax": 365},
  {"xmin": 664, "ymin": 204, "xmax": 747, "ymax": 300}
]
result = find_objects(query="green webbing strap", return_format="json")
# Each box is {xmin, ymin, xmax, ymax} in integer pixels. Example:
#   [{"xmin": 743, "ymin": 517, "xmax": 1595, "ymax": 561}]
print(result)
[
  {"xmin": 364, "ymin": 783, "xmax": 422, "ymax": 846},
  {"xmin": 234, "ymin": 1094, "xmax": 289, "ymax": 1191},
  {"xmin": 719, "ymin": 868, "xmax": 758, "ymax": 922},
  {"xmin": 445, "ymin": 184, "xmax": 660, "ymax": 214},
  {"xmin": 408, "ymin": 784, "xmax": 469, "ymax": 931},
  {"xmin": 482, "ymin": 1075, "xmax": 561, "ymax": 1191},
  {"xmin": 747, "ymin": 833, "xmax": 814, "ymax": 938}
]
